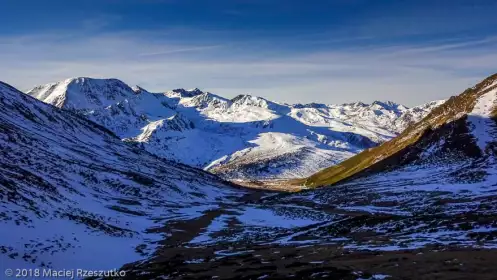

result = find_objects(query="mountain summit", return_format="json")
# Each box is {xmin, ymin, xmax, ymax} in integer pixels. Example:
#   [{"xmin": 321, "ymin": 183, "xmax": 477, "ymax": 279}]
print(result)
[
  {"xmin": 27, "ymin": 77, "xmax": 136, "ymax": 109},
  {"xmin": 27, "ymin": 77, "xmax": 442, "ymax": 180}
]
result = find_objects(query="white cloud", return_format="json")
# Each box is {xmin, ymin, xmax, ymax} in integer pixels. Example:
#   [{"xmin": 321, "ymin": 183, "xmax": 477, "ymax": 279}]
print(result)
[
  {"xmin": 0, "ymin": 31, "xmax": 495, "ymax": 106},
  {"xmin": 138, "ymin": 45, "xmax": 223, "ymax": 57}
]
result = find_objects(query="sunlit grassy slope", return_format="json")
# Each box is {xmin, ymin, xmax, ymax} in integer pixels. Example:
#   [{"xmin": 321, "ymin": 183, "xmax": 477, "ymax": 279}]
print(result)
[{"xmin": 298, "ymin": 73, "xmax": 497, "ymax": 188}]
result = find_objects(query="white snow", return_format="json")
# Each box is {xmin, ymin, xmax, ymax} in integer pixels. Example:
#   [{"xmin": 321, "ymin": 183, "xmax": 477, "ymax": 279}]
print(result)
[
  {"xmin": 468, "ymin": 88, "xmax": 497, "ymax": 153},
  {"xmin": 0, "ymin": 81, "xmax": 245, "ymax": 273},
  {"xmin": 27, "ymin": 77, "xmax": 443, "ymax": 180},
  {"xmin": 237, "ymin": 207, "xmax": 319, "ymax": 229},
  {"xmin": 189, "ymin": 215, "xmax": 231, "ymax": 244},
  {"xmin": 360, "ymin": 274, "xmax": 391, "ymax": 280}
]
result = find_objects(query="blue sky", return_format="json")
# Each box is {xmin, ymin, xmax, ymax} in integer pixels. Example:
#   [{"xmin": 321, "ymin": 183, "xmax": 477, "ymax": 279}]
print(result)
[{"xmin": 1, "ymin": 0, "xmax": 497, "ymax": 106}]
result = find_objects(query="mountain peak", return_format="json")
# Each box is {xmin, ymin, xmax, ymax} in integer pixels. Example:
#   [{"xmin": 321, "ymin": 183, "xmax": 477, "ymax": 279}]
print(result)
[
  {"xmin": 132, "ymin": 85, "xmax": 149, "ymax": 94},
  {"xmin": 370, "ymin": 100, "xmax": 409, "ymax": 114},
  {"xmin": 27, "ymin": 77, "xmax": 135, "ymax": 109},
  {"xmin": 372, "ymin": 100, "xmax": 404, "ymax": 108},
  {"xmin": 231, "ymin": 94, "xmax": 275, "ymax": 108},
  {"xmin": 293, "ymin": 102, "xmax": 328, "ymax": 109},
  {"xmin": 341, "ymin": 101, "xmax": 368, "ymax": 107},
  {"xmin": 170, "ymin": 88, "xmax": 205, "ymax": 98},
  {"xmin": 231, "ymin": 94, "xmax": 258, "ymax": 101},
  {"xmin": 25, "ymin": 76, "xmax": 444, "ymax": 181},
  {"xmin": 182, "ymin": 91, "xmax": 230, "ymax": 109},
  {"xmin": 65, "ymin": 77, "xmax": 129, "ymax": 87}
]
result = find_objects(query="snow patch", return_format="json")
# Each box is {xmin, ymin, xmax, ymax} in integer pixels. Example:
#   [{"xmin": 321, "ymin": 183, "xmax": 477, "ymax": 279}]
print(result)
[{"xmin": 468, "ymin": 88, "xmax": 497, "ymax": 153}]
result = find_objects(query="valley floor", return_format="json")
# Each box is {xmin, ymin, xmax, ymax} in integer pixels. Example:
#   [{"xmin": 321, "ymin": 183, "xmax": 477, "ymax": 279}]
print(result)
[
  {"xmin": 3, "ymin": 160, "xmax": 497, "ymax": 279},
  {"xmin": 121, "ymin": 243, "xmax": 497, "ymax": 280},
  {"xmin": 229, "ymin": 179, "xmax": 305, "ymax": 192},
  {"xmin": 114, "ymin": 161, "xmax": 497, "ymax": 279}
]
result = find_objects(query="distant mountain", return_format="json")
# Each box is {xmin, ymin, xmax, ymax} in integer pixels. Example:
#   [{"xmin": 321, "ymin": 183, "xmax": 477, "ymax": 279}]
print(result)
[
  {"xmin": 6, "ymin": 76, "xmax": 497, "ymax": 279},
  {"xmin": 302, "ymin": 73, "xmax": 497, "ymax": 187},
  {"xmin": 0, "ymin": 80, "xmax": 242, "ymax": 271},
  {"xmin": 27, "ymin": 77, "xmax": 443, "ymax": 180}
]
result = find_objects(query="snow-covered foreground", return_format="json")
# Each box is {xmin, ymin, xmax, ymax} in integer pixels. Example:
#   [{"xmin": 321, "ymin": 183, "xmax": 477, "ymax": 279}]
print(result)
[
  {"xmin": 116, "ymin": 78, "xmax": 497, "ymax": 279},
  {"xmin": 28, "ymin": 78, "xmax": 443, "ymax": 180},
  {"xmin": 0, "ymin": 81, "xmax": 245, "ymax": 273},
  {"xmin": 119, "ymin": 158, "xmax": 497, "ymax": 279},
  {"xmin": 155, "ymin": 159, "xmax": 497, "ymax": 252},
  {"xmin": 2, "ymin": 75, "xmax": 496, "ymax": 279}
]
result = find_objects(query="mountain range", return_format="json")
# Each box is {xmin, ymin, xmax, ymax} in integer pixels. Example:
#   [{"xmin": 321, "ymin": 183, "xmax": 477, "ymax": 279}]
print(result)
[
  {"xmin": 1, "ymin": 73, "xmax": 497, "ymax": 279},
  {"xmin": 27, "ymin": 77, "xmax": 443, "ymax": 180}
]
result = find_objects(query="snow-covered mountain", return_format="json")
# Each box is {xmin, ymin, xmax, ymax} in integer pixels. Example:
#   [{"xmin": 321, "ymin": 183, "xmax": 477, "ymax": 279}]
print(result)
[
  {"xmin": 117, "ymin": 74, "xmax": 497, "ymax": 280},
  {"xmin": 0, "ymin": 81, "xmax": 244, "ymax": 272},
  {"xmin": 28, "ymin": 77, "xmax": 443, "ymax": 180},
  {"xmin": 4, "ymin": 75, "xmax": 497, "ymax": 279}
]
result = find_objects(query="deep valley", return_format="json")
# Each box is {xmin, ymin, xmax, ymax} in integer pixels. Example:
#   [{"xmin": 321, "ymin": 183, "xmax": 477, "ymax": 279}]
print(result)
[{"xmin": 1, "ymin": 73, "xmax": 496, "ymax": 280}]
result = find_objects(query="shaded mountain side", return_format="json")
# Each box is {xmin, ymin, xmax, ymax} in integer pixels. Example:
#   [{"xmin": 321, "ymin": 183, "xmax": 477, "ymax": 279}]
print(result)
[
  {"xmin": 332, "ymin": 116, "xmax": 486, "ymax": 185},
  {"xmin": 209, "ymin": 146, "xmax": 341, "ymax": 179},
  {"xmin": 301, "ymin": 73, "xmax": 497, "ymax": 187},
  {"xmin": 0, "ymin": 80, "xmax": 244, "ymax": 271}
]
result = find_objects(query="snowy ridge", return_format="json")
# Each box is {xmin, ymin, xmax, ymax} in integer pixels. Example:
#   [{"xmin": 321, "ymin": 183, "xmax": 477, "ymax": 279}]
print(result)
[
  {"xmin": 133, "ymin": 113, "xmax": 195, "ymax": 142},
  {"xmin": 28, "ymin": 77, "xmax": 136, "ymax": 109},
  {"xmin": 28, "ymin": 77, "xmax": 443, "ymax": 179},
  {"xmin": 0, "ymin": 81, "xmax": 243, "ymax": 272},
  {"xmin": 4, "ymin": 74, "xmax": 497, "ymax": 279}
]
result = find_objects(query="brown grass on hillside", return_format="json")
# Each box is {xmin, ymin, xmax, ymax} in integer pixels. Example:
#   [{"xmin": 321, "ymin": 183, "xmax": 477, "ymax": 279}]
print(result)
[{"xmin": 296, "ymin": 73, "xmax": 497, "ymax": 188}]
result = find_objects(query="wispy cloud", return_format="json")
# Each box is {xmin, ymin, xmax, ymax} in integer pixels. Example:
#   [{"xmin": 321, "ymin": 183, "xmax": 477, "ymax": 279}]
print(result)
[
  {"xmin": 223, "ymin": 10, "xmax": 244, "ymax": 16},
  {"xmin": 0, "ymin": 28, "xmax": 495, "ymax": 107},
  {"xmin": 138, "ymin": 45, "xmax": 223, "ymax": 57},
  {"xmin": 81, "ymin": 14, "xmax": 122, "ymax": 31}
]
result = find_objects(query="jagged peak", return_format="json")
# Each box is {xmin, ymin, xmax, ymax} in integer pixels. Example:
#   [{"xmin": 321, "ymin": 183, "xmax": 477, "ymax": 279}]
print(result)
[
  {"xmin": 409, "ymin": 99, "xmax": 446, "ymax": 112},
  {"xmin": 372, "ymin": 100, "xmax": 406, "ymax": 109},
  {"xmin": 27, "ymin": 77, "xmax": 136, "ymax": 109},
  {"xmin": 170, "ymin": 87, "xmax": 205, "ymax": 98},
  {"xmin": 337, "ymin": 100, "xmax": 409, "ymax": 112},
  {"xmin": 132, "ymin": 85, "xmax": 149, "ymax": 94},
  {"xmin": 292, "ymin": 102, "xmax": 328, "ymax": 109},
  {"xmin": 341, "ymin": 101, "xmax": 368, "ymax": 107},
  {"xmin": 230, "ymin": 94, "xmax": 292, "ymax": 114},
  {"xmin": 187, "ymin": 87, "xmax": 203, "ymax": 94},
  {"xmin": 192, "ymin": 91, "xmax": 228, "ymax": 101},
  {"xmin": 231, "ymin": 94, "xmax": 274, "ymax": 107},
  {"xmin": 231, "ymin": 94, "xmax": 257, "ymax": 101},
  {"xmin": 134, "ymin": 114, "xmax": 194, "ymax": 142},
  {"xmin": 231, "ymin": 94, "xmax": 253, "ymax": 103},
  {"xmin": 181, "ymin": 91, "xmax": 230, "ymax": 109}
]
